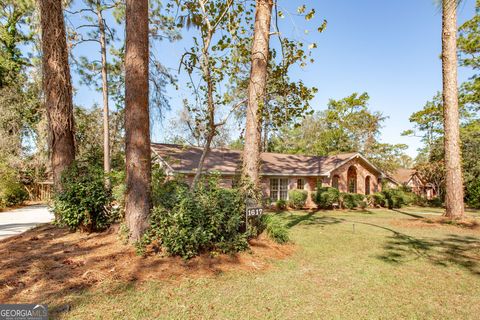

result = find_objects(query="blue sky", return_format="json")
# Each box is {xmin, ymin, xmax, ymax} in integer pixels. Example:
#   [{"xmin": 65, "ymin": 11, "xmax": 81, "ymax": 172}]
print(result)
[{"xmin": 70, "ymin": 0, "xmax": 477, "ymax": 158}]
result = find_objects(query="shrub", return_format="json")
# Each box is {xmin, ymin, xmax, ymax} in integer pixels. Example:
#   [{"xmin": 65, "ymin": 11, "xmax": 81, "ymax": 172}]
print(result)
[
  {"xmin": 412, "ymin": 194, "xmax": 428, "ymax": 207},
  {"xmin": 152, "ymin": 178, "xmax": 189, "ymax": 209},
  {"xmin": 466, "ymin": 179, "xmax": 480, "ymax": 209},
  {"xmin": 143, "ymin": 175, "xmax": 249, "ymax": 259},
  {"xmin": 262, "ymin": 215, "xmax": 289, "ymax": 244},
  {"xmin": 0, "ymin": 181, "xmax": 28, "ymax": 208},
  {"xmin": 151, "ymin": 163, "xmax": 189, "ymax": 209},
  {"xmin": 288, "ymin": 189, "xmax": 308, "ymax": 209},
  {"xmin": 354, "ymin": 193, "xmax": 365, "ymax": 202},
  {"xmin": 382, "ymin": 188, "xmax": 412, "ymax": 209},
  {"xmin": 427, "ymin": 197, "xmax": 443, "ymax": 208},
  {"xmin": 371, "ymin": 192, "xmax": 386, "ymax": 207},
  {"xmin": 276, "ymin": 199, "xmax": 287, "ymax": 211},
  {"xmin": 358, "ymin": 200, "xmax": 367, "ymax": 209},
  {"xmin": 52, "ymin": 164, "xmax": 117, "ymax": 231},
  {"xmin": 0, "ymin": 162, "xmax": 28, "ymax": 208},
  {"xmin": 110, "ymin": 170, "xmax": 126, "ymax": 213},
  {"xmin": 314, "ymin": 187, "xmax": 340, "ymax": 209},
  {"xmin": 341, "ymin": 193, "xmax": 363, "ymax": 209}
]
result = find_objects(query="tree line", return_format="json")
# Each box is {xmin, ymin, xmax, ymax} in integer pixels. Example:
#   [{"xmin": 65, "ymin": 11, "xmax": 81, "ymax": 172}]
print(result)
[
  {"xmin": 1, "ymin": 0, "xmax": 321, "ymax": 240},
  {"xmin": 0, "ymin": 0, "xmax": 471, "ymax": 243}
]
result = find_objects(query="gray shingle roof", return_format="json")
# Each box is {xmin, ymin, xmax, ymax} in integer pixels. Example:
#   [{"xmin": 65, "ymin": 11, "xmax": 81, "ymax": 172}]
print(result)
[{"xmin": 152, "ymin": 143, "xmax": 361, "ymax": 176}]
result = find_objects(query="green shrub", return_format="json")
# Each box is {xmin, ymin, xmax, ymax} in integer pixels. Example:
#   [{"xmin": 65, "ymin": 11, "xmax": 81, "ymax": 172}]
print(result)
[
  {"xmin": 466, "ymin": 179, "xmax": 480, "ymax": 209},
  {"xmin": 110, "ymin": 170, "xmax": 126, "ymax": 213},
  {"xmin": 152, "ymin": 178, "xmax": 189, "ymax": 209},
  {"xmin": 0, "ymin": 181, "xmax": 28, "ymax": 208},
  {"xmin": 412, "ymin": 194, "xmax": 428, "ymax": 207},
  {"xmin": 371, "ymin": 192, "xmax": 386, "ymax": 207},
  {"xmin": 314, "ymin": 187, "xmax": 340, "ymax": 209},
  {"xmin": 408, "ymin": 193, "xmax": 443, "ymax": 208},
  {"xmin": 382, "ymin": 188, "xmax": 412, "ymax": 209},
  {"xmin": 0, "ymin": 162, "xmax": 28, "ymax": 208},
  {"xmin": 427, "ymin": 197, "xmax": 443, "ymax": 208},
  {"xmin": 276, "ymin": 199, "xmax": 287, "ymax": 211},
  {"xmin": 262, "ymin": 215, "xmax": 289, "ymax": 244},
  {"xmin": 143, "ymin": 175, "xmax": 249, "ymax": 259},
  {"xmin": 52, "ymin": 164, "xmax": 117, "ymax": 231},
  {"xmin": 288, "ymin": 189, "xmax": 308, "ymax": 209},
  {"xmin": 341, "ymin": 193, "xmax": 363, "ymax": 209},
  {"xmin": 151, "ymin": 163, "xmax": 189, "ymax": 209},
  {"xmin": 359, "ymin": 200, "xmax": 367, "ymax": 209}
]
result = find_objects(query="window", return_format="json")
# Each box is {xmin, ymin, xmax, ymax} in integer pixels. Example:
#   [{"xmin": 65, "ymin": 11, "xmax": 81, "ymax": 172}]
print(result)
[
  {"xmin": 347, "ymin": 166, "xmax": 357, "ymax": 193},
  {"xmin": 348, "ymin": 179, "xmax": 356, "ymax": 193},
  {"xmin": 270, "ymin": 178, "xmax": 289, "ymax": 201},
  {"xmin": 365, "ymin": 176, "xmax": 371, "ymax": 195},
  {"xmin": 279, "ymin": 179, "xmax": 288, "ymax": 200},
  {"xmin": 332, "ymin": 175, "xmax": 339, "ymax": 189},
  {"xmin": 296, "ymin": 178, "xmax": 304, "ymax": 190},
  {"xmin": 270, "ymin": 179, "xmax": 278, "ymax": 201}
]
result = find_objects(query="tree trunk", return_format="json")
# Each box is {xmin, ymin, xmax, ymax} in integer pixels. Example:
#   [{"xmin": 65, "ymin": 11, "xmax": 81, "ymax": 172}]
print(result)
[
  {"xmin": 191, "ymin": 65, "xmax": 215, "ymax": 189},
  {"xmin": 125, "ymin": 0, "xmax": 151, "ymax": 242},
  {"xmin": 39, "ymin": 0, "xmax": 75, "ymax": 191},
  {"xmin": 242, "ymin": 0, "xmax": 273, "ymax": 189},
  {"xmin": 442, "ymin": 0, "xmax": 465, "ymax": 218},
  {"xmin": 191, "ymin": 3, "xmax": 215, "ymax": 190},
  {"xmin": 192, "ymin": 132, "xmax": 214, "ymax": 189},
  {"xmin": 96, "ymin": 3, "xmax": 111, "ymax": 187}
]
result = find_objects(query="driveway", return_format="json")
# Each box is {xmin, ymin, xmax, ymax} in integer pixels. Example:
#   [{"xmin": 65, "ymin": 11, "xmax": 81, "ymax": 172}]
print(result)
[{"xmin": 0, "ymin": 204, "xmax": 54, "ymax": 240}]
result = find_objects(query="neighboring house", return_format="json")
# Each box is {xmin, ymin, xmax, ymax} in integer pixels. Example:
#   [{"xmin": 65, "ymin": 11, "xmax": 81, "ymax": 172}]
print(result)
[
  {"xmin": 152, "ymin": 143, "xmax": 389, "ymax": 208},
  {"xmin": 382, "ymin": 175, "xmax": 400, "ymax": 189},
  {"xmin": 391, "ymin": 168, "xmax": 436, "ymax": 199}
]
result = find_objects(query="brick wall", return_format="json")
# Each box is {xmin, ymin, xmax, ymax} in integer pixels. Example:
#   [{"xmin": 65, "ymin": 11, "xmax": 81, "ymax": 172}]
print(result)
[
  {"xmin": 180, "ymin": 155, "xmax": 382, "ymax": 209},
  {"xmin": 328, "ymin": 157, "xmax": 381, "ymax": 195}
]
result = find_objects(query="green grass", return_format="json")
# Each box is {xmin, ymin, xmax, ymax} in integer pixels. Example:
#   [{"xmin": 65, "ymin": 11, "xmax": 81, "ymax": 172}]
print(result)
[
  {"xmin": 57, "ymin": 208, "xmax": 480, "ymax": 319},
  {"xmin": 398, "ymin": 205, "xmax": 480, "ymax": 217}
]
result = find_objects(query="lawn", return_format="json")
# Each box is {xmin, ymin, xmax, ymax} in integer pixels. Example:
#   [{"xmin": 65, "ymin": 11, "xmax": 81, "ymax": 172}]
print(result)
[{"xmin": 4, "ymin": 208, "xmax": 480, "ymax": 319}]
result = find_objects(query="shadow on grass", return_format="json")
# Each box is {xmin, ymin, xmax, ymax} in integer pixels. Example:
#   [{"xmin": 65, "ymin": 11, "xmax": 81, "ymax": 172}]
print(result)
[
  {"xmin": 356, "ymin": 209, "xmax": 376, "ymax": 215},
  {"xmin": 283, "ymin": 212, "xmax": 344, "ymax": 229},
  {"xmin": 391, "ymin": 209, "xmax": 426, "ymax": 219},
  {"xmin": 337, "ymin": 218, "xmax": 480, "ymax": 276},
  {"xmin": 378, "ymin": 231, "xmax": 480, "ymax": 276}
]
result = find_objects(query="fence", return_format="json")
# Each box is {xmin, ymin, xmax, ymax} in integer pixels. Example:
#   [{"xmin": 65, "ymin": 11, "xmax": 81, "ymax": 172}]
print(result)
[{"xmin": 25, "ymin": 181, "xmax": 54, "ymax": 202}]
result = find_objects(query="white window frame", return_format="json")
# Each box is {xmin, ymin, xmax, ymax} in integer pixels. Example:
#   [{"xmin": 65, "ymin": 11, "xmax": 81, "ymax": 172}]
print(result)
[{"xmin": 270, "ymin": 178, "xmax": 289, "ymax": 201}]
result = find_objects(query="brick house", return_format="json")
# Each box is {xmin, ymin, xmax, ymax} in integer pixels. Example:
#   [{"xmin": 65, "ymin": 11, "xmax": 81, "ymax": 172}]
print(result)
[
  {"xmin": 391, "ymin": 168, "xmax": 436, "ymax": 199},
  {"xmin": 152, "ymin": 143, "xmax": 388, "ymax": 208}
]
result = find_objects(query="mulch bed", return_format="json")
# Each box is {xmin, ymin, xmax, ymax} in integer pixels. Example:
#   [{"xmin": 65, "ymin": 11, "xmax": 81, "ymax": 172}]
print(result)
[{"xmin": 0, "ymin": 224, "xmax": 294, "ymax": 304}]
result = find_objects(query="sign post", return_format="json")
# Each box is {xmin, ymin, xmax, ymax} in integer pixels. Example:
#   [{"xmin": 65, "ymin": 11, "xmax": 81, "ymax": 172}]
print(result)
[{"xmin": 245, "ymin": 198, "xmax": 263, "ymax": 231}]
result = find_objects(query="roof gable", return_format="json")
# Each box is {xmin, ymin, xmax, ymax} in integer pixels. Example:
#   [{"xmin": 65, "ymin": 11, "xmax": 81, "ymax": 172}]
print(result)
[{"xmin": 392, "ymin": 168, "xmax": 419, "ymax": 184}]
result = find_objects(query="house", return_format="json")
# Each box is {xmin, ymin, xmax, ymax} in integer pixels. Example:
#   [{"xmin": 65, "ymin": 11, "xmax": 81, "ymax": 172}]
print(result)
[
  {"xmin": 391, "ymin": 168, "xmax": 436, "ymax": 199},
  {"xmin": 152, "ymin": 143, "xmax": 389, "ymax": 208}
]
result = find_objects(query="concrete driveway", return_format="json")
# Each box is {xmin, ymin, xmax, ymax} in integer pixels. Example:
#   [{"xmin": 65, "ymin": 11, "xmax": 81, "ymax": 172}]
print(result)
[{"xmin": 0, "ymin": 204, "xmax": 54, "ymax": 240}]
